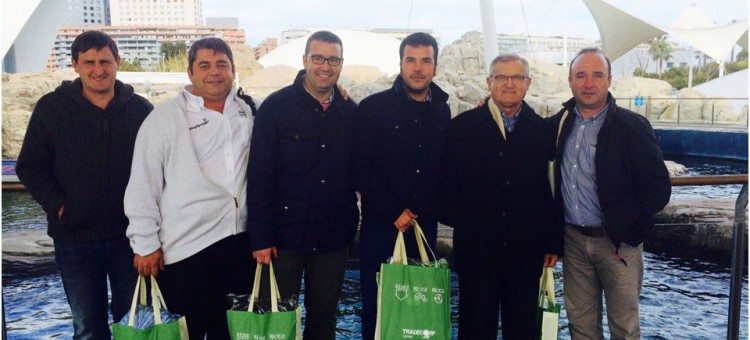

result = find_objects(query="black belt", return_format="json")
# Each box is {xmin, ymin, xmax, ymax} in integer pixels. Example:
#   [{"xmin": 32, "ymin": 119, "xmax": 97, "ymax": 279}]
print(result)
[{"xmin": 567, "ymin": 223, "xmax": 607, "ymax": 237}]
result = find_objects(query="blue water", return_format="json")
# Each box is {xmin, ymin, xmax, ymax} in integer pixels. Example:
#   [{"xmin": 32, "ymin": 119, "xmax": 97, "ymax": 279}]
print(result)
[
  {"xmin": 3, "ymin": 255, "xmax": 747, "ymax": 339},
  {"xmin": 2, "ymin": 155, "xmax": 748, "ymax": 339},
  {"xmin": 665, "ymin": 154, "xmax": 748, "ymax": 199}
]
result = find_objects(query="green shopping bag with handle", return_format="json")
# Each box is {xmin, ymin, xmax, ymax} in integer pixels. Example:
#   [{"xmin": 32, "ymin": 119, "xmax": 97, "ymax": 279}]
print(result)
[
  {"xmin": 375, "ymin": 221, "xmax": 451, "ymax": 340},
  {"xmin": 536, "ymin": 266, "xmax": 560, "ymax": 340},
  {"xmin": 226, "ymin": 261, "xmax": 302, "ymax": 340},
  {"xmin": 113, "ymin": 275, "xmax": 189, "ymax": 339}
]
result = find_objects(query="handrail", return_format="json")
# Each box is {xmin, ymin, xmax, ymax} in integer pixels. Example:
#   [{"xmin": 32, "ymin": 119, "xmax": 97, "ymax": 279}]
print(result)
[
  {"xmin": 671, "ymin": 175, "xmax": 748, "ymax": 186},
  {"xmin": 727, "ymin": 184, "xmax": 747, "ymax": 340}
]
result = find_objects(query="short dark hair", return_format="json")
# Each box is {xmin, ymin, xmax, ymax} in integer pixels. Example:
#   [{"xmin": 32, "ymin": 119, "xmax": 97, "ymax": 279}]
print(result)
[
  {"xmin": 570, "ymin": 47, "xmax": 611, "ymax": 76},
  {"xmin": 71, "ymin": 30, "xmax": 119, "ymax": 63},
  {"xmin": 188, "ymin": 37, "xmax": 234, "ymax": 72},
  {"xmin": 399, "ymin": 32, "xmax": 439, "ymax": 64},
  {"xmin": 305, "ymin": 31, "xmax": 343, "ymax": 55}
]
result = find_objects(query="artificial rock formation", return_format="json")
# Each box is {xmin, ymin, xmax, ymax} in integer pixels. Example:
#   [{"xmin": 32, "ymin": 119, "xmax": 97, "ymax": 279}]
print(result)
[{"xmin": 2, "ymin": 31, "xmax": 746, "ymax": 159}]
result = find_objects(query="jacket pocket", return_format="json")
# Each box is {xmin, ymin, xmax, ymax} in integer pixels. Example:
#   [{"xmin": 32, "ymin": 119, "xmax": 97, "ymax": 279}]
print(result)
[{"xmin": 279, "ymin": 130, "xmax": 316, "ymax": 169}]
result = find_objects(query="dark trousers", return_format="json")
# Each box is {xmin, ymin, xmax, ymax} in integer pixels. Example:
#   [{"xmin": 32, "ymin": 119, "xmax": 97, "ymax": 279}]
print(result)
[
  {"xmin": 457, "ymin": 263, "xmax": 540, "ymax": 340},
  {"xmin": 272, "ymin": 246, "xmax": 349, "ymax": 340},
  {"xmin": 157, "ymin": 233, "xmax": 255, "ymax": 340},
  {"xmin": 54, "ymin": 236, "xmax": 138, "ymax": 340},
  {"xmin": 358, "ymin": 219, "xmax": 437, "ymax": 340}
]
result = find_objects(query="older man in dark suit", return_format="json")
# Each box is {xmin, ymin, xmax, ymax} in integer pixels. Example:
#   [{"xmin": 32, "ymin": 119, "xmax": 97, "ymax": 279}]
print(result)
[{"xmin": 440, "ymin": 53, "xmax": 562, "ymax": 339}]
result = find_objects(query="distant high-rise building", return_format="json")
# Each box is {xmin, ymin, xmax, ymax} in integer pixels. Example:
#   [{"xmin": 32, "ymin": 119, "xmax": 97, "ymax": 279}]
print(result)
[
  {"xmin": 255, "ymin": 37, "xmax": 278, "ymax": 59},
  {"xmin": 62, "ymin": 0, "xmax": 111, "ymax": 26},
  {"xmin": 206, "ymin": 17, "xmax": 239, "ymax": 27},
  {"xmin": 49, "ymin": 25, "xmax": 245, "ymax": 71},
  {"xmin": 109, "ymin": 0, "xmax": 202, "ymax": 26}
]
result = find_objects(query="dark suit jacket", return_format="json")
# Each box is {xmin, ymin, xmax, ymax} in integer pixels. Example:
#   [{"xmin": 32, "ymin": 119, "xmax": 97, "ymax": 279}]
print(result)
[{"xmin": 440, "ymin": 101, "xmax": 562, "ymax": 277}]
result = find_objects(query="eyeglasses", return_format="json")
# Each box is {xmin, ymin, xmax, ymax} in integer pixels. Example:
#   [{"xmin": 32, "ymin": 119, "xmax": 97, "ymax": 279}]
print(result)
[
  {"xmin": 490, "ymin": 74, "xmax": 528, "ymax": 84},
  {"xmin": 307, "ymin": 54, "xmax": 343, "ymax": 66}
]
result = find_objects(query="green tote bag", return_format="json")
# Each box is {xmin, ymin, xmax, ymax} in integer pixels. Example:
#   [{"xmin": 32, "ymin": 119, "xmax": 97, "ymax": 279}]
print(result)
[
  {"xmin": 536, "ymin": 266, "xmax": 561, "ymax": 340},
  {"xmin": 226, "ymin": 261, "xmax": 302, "ymax": 340},
  {"xmin": 113, "ymin": 275, "xmax": 189, "ymax": 340},
  {"xmin": 375, "ymin": 222, "xmax": 451, "ymax": 340}
]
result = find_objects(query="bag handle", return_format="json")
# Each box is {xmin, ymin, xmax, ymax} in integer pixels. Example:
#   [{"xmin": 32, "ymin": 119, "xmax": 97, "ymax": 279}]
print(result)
[
  {"xmin": 538, "ymin": 267, "xmax": 556, "ymax": 308},
  {"xmin": 149, "ymin": 275, "xmax": 170, "ymax": 325},
  {"xmin": 125, "ymin": 275, "xmax": 170, "ymax": 326},
  {"xmin": 248, "ymin": 262, "xmax": 282, "ymax": 313},
  {"xmin": 390, "ymin": 221, "xmax": 438, "ymax": 266},
  {"xmin": 126, "ymin": 275, "xmax": 145, "ymax": 326}
]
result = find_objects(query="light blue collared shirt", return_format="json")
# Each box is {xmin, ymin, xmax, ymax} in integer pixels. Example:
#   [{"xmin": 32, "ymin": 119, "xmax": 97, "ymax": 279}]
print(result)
[
  {"xmin": 561, "ymin": 104, "xmax": 609, "ymax": 227},
  {"xmin": 501, "ymin": 109, "xmax": 521, "ymax": 133}
]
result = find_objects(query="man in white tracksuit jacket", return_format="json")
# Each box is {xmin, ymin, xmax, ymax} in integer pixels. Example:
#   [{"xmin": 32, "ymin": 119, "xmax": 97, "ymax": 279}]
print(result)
[{"xmin": 125, "ymin": 37, "xmax": 257, "ymax": 339}]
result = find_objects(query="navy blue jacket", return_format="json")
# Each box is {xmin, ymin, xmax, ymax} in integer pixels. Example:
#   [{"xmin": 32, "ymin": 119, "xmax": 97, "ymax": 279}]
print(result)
[
  {"xmin": 353, "ymin": 75, "xmax": 451, "ymax": 236},
  {"xmin": 549, "ymin": 94, "xmax": 671, "ymax": 248},
  {"xmin": 441, "ymin": 101, "xmax": 562, "ymax": 276},
  {"xmin": 246, "ymin": 70, "xmax": 359, "ymax": 254},
  {"xmin": 16, "ymin": 79, "xmax": 153, "ymax": 242}
]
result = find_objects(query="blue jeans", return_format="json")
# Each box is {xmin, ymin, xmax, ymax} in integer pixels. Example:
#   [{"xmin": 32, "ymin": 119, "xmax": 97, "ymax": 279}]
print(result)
[{"xmin": 54, "ymin": 236, "xmax": 138, "ymax": 340}]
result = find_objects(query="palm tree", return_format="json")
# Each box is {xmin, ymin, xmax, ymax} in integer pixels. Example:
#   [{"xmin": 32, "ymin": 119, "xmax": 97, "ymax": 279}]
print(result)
[{"xmin": 648, "ymin": 36, "xmax": 673, "ymax": 79}]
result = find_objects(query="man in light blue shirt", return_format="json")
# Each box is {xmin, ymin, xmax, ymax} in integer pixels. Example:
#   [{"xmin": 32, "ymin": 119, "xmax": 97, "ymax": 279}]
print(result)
[{"xmin": 549, "ymin": 48, "xmax": 671, "ymax": 339}]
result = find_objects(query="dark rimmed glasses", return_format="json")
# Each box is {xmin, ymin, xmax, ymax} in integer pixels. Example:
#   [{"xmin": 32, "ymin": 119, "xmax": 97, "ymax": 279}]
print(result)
[{"xmin": 307, "ymin": 54, "xmax": 343, "ymax": 66}]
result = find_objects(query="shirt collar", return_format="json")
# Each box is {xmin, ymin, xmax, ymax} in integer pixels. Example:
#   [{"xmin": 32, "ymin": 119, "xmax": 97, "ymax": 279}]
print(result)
[
  {"xmin": 574, "ymin": 102, "xmax": 609, "ymax": 122},
  {"xmin": 404, "ymin": 86, "xmax": 432, "ymax": 103},
  {"xmin": 302, "ymin": 75, "xmax": 334, "ymax": 104},
  {"xmin": 181, "ymin": 85, "xmax": 237, "ymax": 113}
]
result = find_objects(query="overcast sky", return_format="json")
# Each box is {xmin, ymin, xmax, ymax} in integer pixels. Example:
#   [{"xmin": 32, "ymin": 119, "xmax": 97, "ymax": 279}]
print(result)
[{"xmin": 203, "ymin": 0, "xmax": 748, "ymax": 47}]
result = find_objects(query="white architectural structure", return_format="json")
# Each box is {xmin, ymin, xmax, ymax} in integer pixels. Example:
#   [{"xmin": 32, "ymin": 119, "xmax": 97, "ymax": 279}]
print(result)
[
  {"xmin": 2, "ymin": 0, "xmax": 67, "ymax": 73},
  {"xmin": 109, "ymin": 0, "xmax": 202, "ymax": 26},
  {"xmin": 260, "ymin": 29, "xmax": 402, "ymax": 76},
  {"xmin": 583, "ymin": 0, "xmax": 748, "ymax": 77},
  {"xmin": 497, "ymin": 34, "xmax": 596, "ymax": 66}
]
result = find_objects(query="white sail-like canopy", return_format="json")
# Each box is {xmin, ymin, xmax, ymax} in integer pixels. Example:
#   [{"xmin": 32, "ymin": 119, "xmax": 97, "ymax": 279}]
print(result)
[
  {"xmin": 583, "ymin": 0, "xmax": 748, "ymax": 62},
  {"xmin": 258, "ymin": 29, "xmax": 402, "ymax": 76}
]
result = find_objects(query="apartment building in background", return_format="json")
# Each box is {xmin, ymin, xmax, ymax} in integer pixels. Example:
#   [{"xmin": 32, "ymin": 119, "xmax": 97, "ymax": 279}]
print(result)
[
  {"xmin": 109, "ymin": 0, "xmax": 202, "ymax": 26},
  {"xmin": 49, "ymin": 25, "xmax": 245, "ymax": 70}
]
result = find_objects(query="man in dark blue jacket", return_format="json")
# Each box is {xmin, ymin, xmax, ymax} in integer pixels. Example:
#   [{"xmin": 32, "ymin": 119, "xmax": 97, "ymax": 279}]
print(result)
[
  {"xmin": 549, "ymin": 48, "xmax": 671, "ymax": 339},
  {"xmin": 246, "ymin": 31, "xmax": 358, "ymax": 340},
  {"xmin": 16, "ymin": 31, "xmax": 152, "ymax": 339},
  {"xmin": 353, "ymin": 32, "xmax": 451, "ymax": 340}
]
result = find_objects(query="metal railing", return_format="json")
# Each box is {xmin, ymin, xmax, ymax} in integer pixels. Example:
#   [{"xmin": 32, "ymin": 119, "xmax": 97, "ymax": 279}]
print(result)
[
  {"xmin": 671, "ymin": 174, "xmax": 748, "ymax": 340},
  {"xmin": 619, "ymin": 97, "xmax": 749, "ymax": 128}
]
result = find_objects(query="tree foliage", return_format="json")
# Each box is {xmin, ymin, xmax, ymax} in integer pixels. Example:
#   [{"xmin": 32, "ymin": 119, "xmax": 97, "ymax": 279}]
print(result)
[
  {"xmin": 648, "ymin": 36, "xmax": 673, "ymax": 78},
  {"xmin": 737, "ymin": 48, "xmax": 748, "ymax": 62},
  {"xmin": 633, "ymin": 60, "xmax": 748, "ymax": 89},
  {"xmin": 119, "ymin": 58, "xmax": 144, "ymax": 72},
  {"xmin": 155, "ymin": 50, "xmax": 188, "ymax": 72},
  {"xmin": 160, "ymin": 41, "xmax": 188, "ymax": 60}
]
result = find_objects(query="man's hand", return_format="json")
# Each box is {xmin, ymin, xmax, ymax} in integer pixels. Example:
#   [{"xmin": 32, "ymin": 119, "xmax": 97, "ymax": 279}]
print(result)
[
  {"xmin": 134, "ymin": 249, "xmax": 164, "ymax": 277},
  {"xmin": 393, "ymin": 208, "xmax": 418, "ymax": 232},
  {"xmin": 543, "ymin": 253, "xmax": 559, "ymax": 267},
  {"xmin": 476, "ymin": 94, "xmax": 491, "ymax": 107},
  {"xmin": 253, "ymin": 247, "xmax": 278, "ymax": 265},
  {"xmin": 337, "ymin": 84, "xmax": 350, "ymax": 101},
  {"xmin": 57, "ymin": 205, "xmax": 65, "ymax": 221}
]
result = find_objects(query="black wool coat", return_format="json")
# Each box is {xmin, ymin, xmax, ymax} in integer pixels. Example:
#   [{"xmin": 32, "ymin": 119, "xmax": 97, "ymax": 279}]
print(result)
[{"xmin": 440, "ymin": 101, "xmax": 563, "ymax": 277}]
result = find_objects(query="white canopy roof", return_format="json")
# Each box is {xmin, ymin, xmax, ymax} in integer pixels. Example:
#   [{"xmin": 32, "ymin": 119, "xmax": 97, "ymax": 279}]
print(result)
[
  {"xmin": 258, "ymin": 29, "xmax": 402, "ymax": 76},
  {"xmin": 583, "ymin": 0, "xmax": 748, "ymax": 62}
]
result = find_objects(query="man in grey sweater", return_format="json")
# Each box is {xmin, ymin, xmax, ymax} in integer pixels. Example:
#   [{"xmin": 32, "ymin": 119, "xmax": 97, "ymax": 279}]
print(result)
[{"xmin": 125, "ymin": 37, "xmax": 257, "ymax": 339}]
